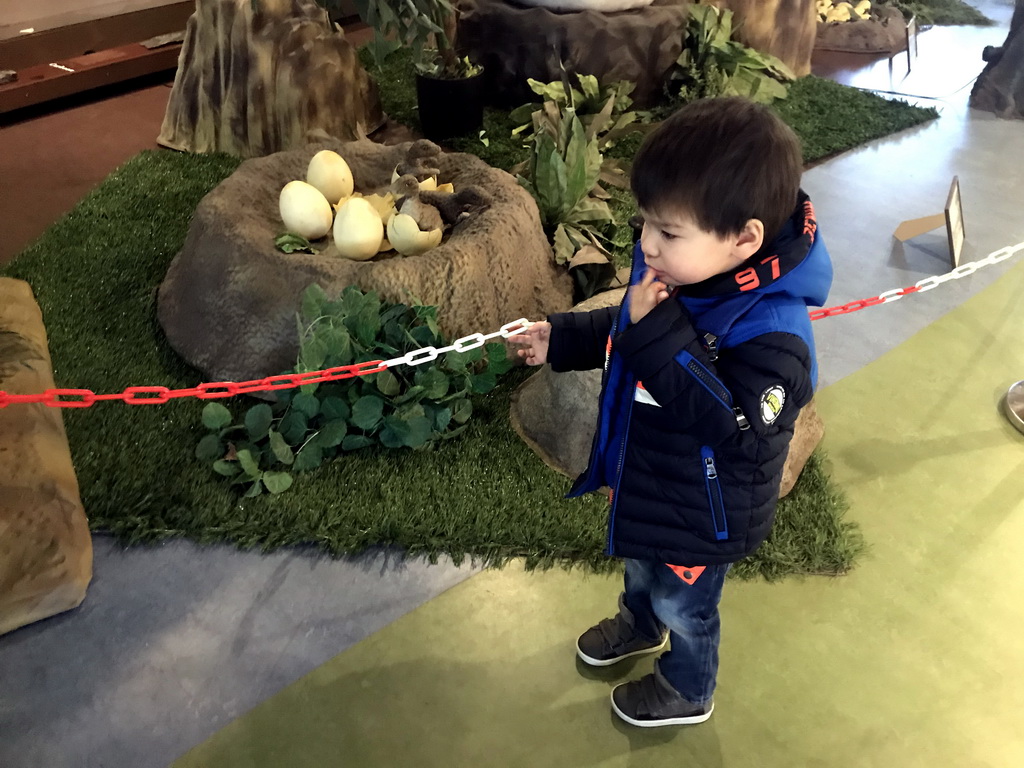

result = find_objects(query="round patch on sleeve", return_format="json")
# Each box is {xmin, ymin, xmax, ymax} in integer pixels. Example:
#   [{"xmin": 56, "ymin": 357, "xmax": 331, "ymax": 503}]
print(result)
[{"xmin": 759, "ymin": 385, "xmax": 786, "ymax": 425}]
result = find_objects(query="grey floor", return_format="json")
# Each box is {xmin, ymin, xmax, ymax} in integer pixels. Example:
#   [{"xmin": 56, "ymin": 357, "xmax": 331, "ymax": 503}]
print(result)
[{"xmin": 1, "ymin": 2, "xmax": 1023, "ymax": 766}]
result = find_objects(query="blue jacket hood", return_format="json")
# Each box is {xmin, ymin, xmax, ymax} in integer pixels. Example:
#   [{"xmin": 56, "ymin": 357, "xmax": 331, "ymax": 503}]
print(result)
[{"xmin": 630, "ymin": 190, "xmax": 832, "ymax": 343}]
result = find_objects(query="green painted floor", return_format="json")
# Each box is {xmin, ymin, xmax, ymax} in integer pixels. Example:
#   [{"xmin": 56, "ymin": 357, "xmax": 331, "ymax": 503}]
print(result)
[{"xmin": 175, "ymin": 261, "xmax": 1024, "ymax": 768}]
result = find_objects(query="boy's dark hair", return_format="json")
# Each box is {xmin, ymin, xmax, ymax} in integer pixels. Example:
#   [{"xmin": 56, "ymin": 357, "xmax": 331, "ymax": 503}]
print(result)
[{"xmin": 631, "ymin": 97, "xmax": 803, "ymax": 244}]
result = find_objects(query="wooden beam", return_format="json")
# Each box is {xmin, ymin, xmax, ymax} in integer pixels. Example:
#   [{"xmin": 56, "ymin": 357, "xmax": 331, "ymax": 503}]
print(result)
[
  {"xmin": 0, "ymin": 2, "xmax": 193, "ymax": 71},
  {"xmin": 0, "ymin": 43, "xmax": 181, "ymax": 115},
  {"xmin": 0, "ymin": 2, "xmax": 370, "ymax": 116}
]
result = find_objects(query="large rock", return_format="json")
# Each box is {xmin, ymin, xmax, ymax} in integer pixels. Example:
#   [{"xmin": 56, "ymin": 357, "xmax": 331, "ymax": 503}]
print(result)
[
  {"xmin": 0, "ymin": 279, "xmax": 92, "ymax": 636},
  {"xmin": 970, "ymin": 0, "xmax": 1024, "ymax": 118},
  {"xmin": 780, "ymin": 398, "xmax": 824, "ymax": 497},
  {"xmin": 459, "ymin": 0, "xmax": 816, "ymax": 109},
  {"xmin": 459, "ymin": 0, "xmax": 692, "ymax": 108},
  {"xmin": 814, "ymin": 5, "xmax": 906, "ymax": 54},
  {"xmin": 157, "ymin": 139, "xmax": 573, "ymax": 383},
  {"xmin": 158, "ymin": 0, "xmax": 385, "ymax": 158},
  {"xmin": 509, "ymin": 288, "xmax": 823, "ymax": 498}
]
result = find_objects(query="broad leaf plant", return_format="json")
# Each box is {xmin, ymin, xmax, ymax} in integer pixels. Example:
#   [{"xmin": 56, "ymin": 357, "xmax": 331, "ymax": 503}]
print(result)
[{"xmin": 196, "ymin": 284, "xmax": 512, "ymax": 496}]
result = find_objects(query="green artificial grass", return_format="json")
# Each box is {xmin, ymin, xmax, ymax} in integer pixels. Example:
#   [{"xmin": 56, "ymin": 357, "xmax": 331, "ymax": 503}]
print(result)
[
  {"xmin": 880, "ymin": 0, "xmax": 993, "ymax": 26},
  {"xmin": 775, "ymin": 76, "xmax": 938, "ymax": 164},
  {"xmin": 1, "ymin": 149, "xmax": 864, "ymax": 578}
]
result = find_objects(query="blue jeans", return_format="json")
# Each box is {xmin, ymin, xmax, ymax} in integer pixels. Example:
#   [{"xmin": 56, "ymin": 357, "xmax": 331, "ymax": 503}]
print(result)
[{"xmin": 623, "ymin": 558, "xmax": 731, "ymax": 707}]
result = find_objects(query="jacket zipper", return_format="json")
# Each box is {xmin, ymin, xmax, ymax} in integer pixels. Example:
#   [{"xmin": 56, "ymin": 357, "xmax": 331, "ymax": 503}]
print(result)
[
  {"xmin": 607, "ymin": 395, "xmax": 635, "ymax": 555},
  {"xmin": 701, "ymin": 446, "xmax": 729, "ymax": 541}
]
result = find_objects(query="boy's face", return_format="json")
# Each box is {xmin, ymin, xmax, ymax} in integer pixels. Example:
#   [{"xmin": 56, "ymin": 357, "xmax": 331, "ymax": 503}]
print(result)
[{"xmin": 638, "ymin": 208, "xmax": 756, "ymax": 287}]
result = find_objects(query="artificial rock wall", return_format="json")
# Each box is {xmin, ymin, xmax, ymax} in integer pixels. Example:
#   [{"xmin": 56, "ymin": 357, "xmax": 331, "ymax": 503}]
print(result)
[{"xmin": 0, "ymin": 279, "xmax": 92, "ymax": 636}]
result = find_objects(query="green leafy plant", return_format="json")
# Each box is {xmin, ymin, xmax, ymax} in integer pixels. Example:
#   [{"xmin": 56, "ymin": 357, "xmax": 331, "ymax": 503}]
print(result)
[
  {"xmin": 196, "ymin": 284, "xmax": 512, "ymax": 496},
  {"xmin": 275, "ymin": 233, "xmax": 319, "ymax": 254},
  {"xmin": 668, "ymin": 4, "xmax": 796, "ymax": 105},
  {"xmin": 517, "ymin": 98, "xmax": 615, "ymax": 268},
  {"xmin": 329, "ymin": 0, "xmax": 479, "ymax": 77},
  {"xmin": 511, "ymin": 73, "xmax": 638, "ymax": 152}
]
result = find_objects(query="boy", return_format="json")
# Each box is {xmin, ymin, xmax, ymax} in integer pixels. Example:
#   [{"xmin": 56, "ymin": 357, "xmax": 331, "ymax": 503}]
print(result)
[{"xmin": 511, "ymin": 96, "xmax": 833, "ymax": 727}]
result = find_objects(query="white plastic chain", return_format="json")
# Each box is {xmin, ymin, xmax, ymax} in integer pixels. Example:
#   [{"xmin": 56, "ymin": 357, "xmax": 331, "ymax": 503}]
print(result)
[
  {"xmin": 877, "ymin": 240, "xmax": 1024, "ymax": 304},
  {"xmin": 381, "ymin": 319, "xmax": 534, "ymax": 369}
]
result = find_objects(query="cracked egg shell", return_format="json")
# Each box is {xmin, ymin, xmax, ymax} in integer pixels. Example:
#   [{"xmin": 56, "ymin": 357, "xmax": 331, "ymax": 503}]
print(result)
[{"xmin": 386, "ymin": 213, "xmax": 443, "ymax": 256}]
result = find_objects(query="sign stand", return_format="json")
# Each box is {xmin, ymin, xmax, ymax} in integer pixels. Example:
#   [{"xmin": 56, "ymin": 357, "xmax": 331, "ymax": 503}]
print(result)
[
  {"xmin": 889, "ymin": 15, "xmax": 920, "ymax": 74},
  {"xmin": 893, "ymin": 176, "xmax": 966, "ymax": 268}
]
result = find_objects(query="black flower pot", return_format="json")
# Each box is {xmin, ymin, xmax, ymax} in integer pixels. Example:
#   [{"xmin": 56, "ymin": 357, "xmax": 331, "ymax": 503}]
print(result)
[{"xmin": 415, "ymin": 69, "xmax": 486, "ymax": 143}]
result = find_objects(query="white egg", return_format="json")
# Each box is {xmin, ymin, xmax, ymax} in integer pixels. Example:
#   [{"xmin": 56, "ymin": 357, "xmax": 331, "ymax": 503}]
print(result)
[
  {"xmin": 279, "ymin": 180, "xmax": 333, "ymax": 240},
  {"xmin": 334, "ymin": 197, "xmax": 384, "ymax": 260},
  {"xmin": 307, "ymin": 150, "xmax": 354, "ymax": 204}
]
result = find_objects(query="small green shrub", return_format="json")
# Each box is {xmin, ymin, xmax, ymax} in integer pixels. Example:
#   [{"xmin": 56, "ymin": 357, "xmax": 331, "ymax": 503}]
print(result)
[
  {"xmin": 511, "ymin": 74, "xmax": 639, "ymax": 153},
  {"xmin": 519, "ymin": 109, "xmax": 612, "ymax": 257},
  {"xmin": 668, "ymin": 4, "xmax": 795, "ymax": 105},
  {"xmin": 517, "ymin": 101, "xmax": 621, "ymax": 300},
  {"xmin": 339, "ymin": 0, "xmax": 479, "ymax": 77},
  {"xmin": 195, "ymin": 284, "xmax": 512, "ymax": 496}
]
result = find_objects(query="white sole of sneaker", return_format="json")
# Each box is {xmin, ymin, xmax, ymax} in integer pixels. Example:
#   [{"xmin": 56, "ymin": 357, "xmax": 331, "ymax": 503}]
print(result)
[
  {"xmin": 610, "ymin": 696, "xmax": 714, "ymax": 727},
  {"xmin": 575, "ymin": 634, "xmax": 668, "ymax": 667}
]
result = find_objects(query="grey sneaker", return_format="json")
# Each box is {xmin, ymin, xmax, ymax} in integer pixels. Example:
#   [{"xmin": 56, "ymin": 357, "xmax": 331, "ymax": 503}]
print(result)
[
  {"xmin": 576, "ymin": 593, "xmax": 668, "ymax": 667},
  {"xmin": 610, "ymin": 665, "xmax": 713, "ymax": 727}
]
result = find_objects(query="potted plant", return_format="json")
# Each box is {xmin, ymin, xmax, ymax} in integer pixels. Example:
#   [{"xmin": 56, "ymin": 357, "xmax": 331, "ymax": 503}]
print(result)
[{"xmin": 345, "ymin": 0, "xmax": 485, "ymax": 141}]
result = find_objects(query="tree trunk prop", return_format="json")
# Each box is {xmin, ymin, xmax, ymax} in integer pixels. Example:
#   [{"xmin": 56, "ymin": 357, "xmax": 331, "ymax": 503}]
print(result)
[
  {"xmin": 158, "ymin": 0, "xmax": 385, "ymax": 158},
  {"xmin": 714, "ymin": 0, "xmax": 817, "ymax": 77}
]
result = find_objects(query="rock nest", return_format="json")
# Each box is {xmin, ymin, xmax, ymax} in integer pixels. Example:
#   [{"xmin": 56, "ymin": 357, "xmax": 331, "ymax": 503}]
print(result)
[{"xmin": 157, "ymin": 139, "xmax": 573, "ymax": 382}]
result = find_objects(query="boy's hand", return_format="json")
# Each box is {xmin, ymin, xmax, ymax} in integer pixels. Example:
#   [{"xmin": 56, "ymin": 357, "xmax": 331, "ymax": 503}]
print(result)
[
  {"xmin": 629, "ymin": 269, "xmax": 670, "ymax": 325},
  {"xmin": 509, "ymin": 321, "xmax": 551, "ymax": 366}
]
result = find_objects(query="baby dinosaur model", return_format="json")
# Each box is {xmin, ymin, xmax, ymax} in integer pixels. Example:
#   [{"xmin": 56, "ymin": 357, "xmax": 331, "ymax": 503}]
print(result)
[
  {"xmin": 419, "ymin": 186, "xmax": 494, "ymax": 226},
  {"xmin": 387, "ymin": 175, "xmax": 444, "ymax": 255},
  {"xmin": 394, "ymin": 140, "xmax": 442, "ymax": 183},
  {"xmin": 389, "ymin": 175, "xmax": 444, "ymax": 232}
]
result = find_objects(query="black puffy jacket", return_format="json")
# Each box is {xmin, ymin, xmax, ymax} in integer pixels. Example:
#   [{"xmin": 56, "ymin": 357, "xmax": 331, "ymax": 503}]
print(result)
[{"xmin": 547, "ymin": 195, "xmax": 833, "ymax": 565}]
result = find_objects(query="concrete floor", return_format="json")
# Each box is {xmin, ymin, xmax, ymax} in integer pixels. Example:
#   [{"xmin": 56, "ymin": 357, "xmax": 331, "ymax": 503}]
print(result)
[{"xmin": 1, "ymin": 2, "xmax": 1022, "ymax": 766}]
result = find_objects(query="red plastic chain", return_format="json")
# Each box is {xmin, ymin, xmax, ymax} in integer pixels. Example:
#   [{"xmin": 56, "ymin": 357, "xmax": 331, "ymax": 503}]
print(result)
[
  {"xmin": 0, "ymin": 360, "xmax": 385, "ymax": 410},
  {"xmin": 809, "ymin": 286, "xmax": 918, "ymax": 321},
  {"xmin": 0, "ymin": 281, "xmax": 928, "ymax": 410}
]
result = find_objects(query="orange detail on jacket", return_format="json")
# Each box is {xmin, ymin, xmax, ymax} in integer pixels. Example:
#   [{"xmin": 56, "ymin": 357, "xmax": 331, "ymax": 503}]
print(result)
[
  {"xmin": 802, "ymin": 199, "xmax": 817, "ymax": 240},
  {"xmin": 668, "ymin": 564, "xmax": 707, "ymax": 584}
]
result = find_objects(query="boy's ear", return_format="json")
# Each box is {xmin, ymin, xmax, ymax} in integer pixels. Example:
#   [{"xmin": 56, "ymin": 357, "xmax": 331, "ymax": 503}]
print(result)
[{"xmin": 731, "ymin": 219, "xmax": 765, "ymax": 261}]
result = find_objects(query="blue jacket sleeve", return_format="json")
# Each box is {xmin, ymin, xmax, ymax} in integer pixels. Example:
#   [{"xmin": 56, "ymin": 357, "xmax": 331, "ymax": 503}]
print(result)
[
  {"xmin": 613, "ymin": 299, "xmax": 813, "ymax": 445},
  {"xmin": 546, "ymin": 306, "xmax": 618, "ymax": 372}
]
